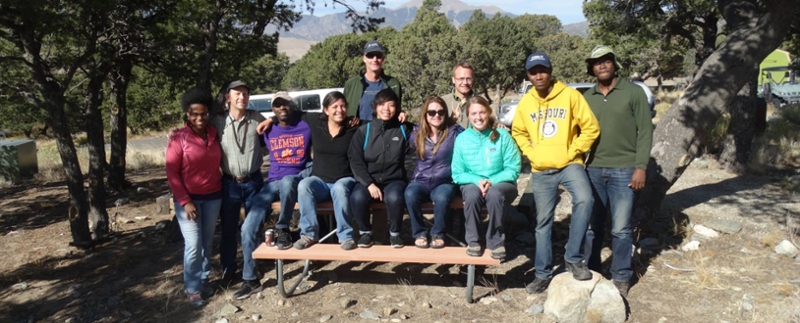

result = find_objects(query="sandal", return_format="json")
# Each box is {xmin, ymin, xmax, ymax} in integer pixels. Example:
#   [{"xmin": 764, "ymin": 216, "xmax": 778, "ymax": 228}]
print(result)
[
  {"xmin": 430, "ymin": 237, "xmax": 445, "ymax": 249},
  {"xmin": 415, "ymin": 236, "xmax": 430, "ymax": 249}
]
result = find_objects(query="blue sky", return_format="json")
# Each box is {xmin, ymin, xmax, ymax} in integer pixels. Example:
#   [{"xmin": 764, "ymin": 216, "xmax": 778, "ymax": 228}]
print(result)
[{"xmin": 307, "ymin": 0, "xmax": 587, "ymax": 25}]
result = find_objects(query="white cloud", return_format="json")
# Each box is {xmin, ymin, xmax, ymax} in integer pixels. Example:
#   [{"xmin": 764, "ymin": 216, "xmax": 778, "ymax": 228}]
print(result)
[{"xmin": 307, "ymin": 0, "xmax": 587, "ymax": 25}]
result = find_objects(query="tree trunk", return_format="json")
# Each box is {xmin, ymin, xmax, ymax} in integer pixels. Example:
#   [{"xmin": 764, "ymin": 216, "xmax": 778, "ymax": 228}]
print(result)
[
  {"xmin": 719, "ymin": 76, "xmax": 758, "ymax": 173},
  {"xmin": 634, "ymin": 0, "xmax": 797, "ymax": 230},
  {"xmin": 197, "ymin": 13, "xmax": 222, "ymax": 94},
  {"xmin": 44, "ymin": 94, "xmax": 93, "ymax": 247},
  {"xmin": 83, "ymin": 67, "xmax": 110, "ymax": 240},
  {"xmin": 108, "ymin": 61, "xmax": 132, "ymax": 192}
]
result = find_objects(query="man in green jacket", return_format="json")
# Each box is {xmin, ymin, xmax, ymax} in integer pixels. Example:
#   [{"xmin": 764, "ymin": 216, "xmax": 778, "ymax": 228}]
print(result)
[
  {"xmin": 440, "ymin": 61, "xmax": 475, "ymax": 129},
  {"xmin": 582, "ymin": 45, "xmax": 653, "ymax": 299},
  {"xmin": 344, "ymin": 40, "xmax": 402, "ymax": 121}
]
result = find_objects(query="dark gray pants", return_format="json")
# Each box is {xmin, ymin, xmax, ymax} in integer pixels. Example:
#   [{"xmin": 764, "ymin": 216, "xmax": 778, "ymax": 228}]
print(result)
[{"xmin": 460, "ymin": 182, "xmax": 518, "ymax": 250}]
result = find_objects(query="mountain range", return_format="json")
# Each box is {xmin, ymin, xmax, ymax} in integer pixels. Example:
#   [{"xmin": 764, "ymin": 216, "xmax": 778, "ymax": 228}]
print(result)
[{"xmin": 268, "ymin": 0, "xmax": 588, "ymax": 42}]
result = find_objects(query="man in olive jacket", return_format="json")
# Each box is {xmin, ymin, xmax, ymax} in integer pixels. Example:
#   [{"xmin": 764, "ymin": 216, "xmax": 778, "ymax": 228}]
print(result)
[{"xmin": 344, "ymin": 40, "xmax": 402, "ymax": 121}]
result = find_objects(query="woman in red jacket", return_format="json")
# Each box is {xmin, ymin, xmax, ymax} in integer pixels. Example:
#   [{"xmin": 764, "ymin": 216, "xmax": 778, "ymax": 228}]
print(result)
[{"xmin": 166, "ymin": 88, "xmax": 222, "ymax": 307}]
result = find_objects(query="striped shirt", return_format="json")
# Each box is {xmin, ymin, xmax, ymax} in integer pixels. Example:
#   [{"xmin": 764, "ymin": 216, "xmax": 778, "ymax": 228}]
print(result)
[{"xmin": 211, "ymin": 109, "xmax": 266, "ymax": 177}]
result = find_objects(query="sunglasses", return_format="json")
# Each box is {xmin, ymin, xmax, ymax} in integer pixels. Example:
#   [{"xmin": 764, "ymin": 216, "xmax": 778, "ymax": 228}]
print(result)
[
  {"xmin": 426, "ymin": 109, "xmax": 447, "ymax": 117},
  {"xmin": 365, "ymin": 52, "xmax": 384, "ymax": 59}
]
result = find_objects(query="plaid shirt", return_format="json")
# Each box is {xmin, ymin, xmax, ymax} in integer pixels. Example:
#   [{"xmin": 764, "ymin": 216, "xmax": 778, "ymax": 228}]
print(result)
[{"xmin": 211, "ymin": 109, "xmax": 266, "ymax": 177}]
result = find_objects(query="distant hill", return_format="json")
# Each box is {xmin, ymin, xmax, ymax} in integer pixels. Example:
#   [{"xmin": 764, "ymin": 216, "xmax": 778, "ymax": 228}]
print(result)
[
  {"xmin": 273, "ymin": 0, "xmax": 590, "ymax": 59},
  {"xmin": 563, "ymin": 21, "xmax": 589, "ymax": 38},
  {"xmin": 268, "ymin": 0, "xmax": 513, "ymax": 42}
]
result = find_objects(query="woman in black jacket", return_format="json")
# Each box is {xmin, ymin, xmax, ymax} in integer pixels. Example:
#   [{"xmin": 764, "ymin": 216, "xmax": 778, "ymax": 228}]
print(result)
[{"xmin": 348, "ymin": 88, "xmax": 413, "ymax": 248}]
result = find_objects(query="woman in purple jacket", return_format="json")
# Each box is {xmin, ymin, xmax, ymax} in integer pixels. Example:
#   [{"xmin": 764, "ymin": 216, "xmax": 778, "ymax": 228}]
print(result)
[{"xmin": 404, "ymin": 95, "xmax": 464, "ymax": 248}]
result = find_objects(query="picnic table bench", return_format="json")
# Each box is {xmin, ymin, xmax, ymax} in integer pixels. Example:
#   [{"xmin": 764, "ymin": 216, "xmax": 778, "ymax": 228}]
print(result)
[{"xmin": 253, "ymin": 197, "xmax": 498, "ymax": 303}]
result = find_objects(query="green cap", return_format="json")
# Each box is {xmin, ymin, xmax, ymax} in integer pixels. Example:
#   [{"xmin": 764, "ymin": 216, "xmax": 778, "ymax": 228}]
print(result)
[{"xmin": 586, "ymin": 45, "xmax": 622, "ymax": 76}]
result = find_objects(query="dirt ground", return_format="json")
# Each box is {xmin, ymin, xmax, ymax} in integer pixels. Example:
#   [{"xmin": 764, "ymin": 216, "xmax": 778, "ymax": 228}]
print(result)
[{"xmin": 1, "ymin": 160, "xmax": 799, "ymax": 323}]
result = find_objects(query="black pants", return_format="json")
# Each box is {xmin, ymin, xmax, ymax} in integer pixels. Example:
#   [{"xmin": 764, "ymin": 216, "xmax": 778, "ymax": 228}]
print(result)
[{"xmin": 350, "ymin": 180, "xmax": 407, "ymax": 234}]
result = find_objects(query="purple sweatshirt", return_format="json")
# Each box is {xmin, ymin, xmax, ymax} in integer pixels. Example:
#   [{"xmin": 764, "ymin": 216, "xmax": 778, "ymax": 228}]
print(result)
[{"xmin": 264, "ymin": 119, "xmax": 312, "ymax": 183}]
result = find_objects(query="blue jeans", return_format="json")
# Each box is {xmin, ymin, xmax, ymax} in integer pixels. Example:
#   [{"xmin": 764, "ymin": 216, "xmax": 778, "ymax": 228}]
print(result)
[
  {"xmin": 531, "ymin": 163, "xmax": 594, "ymax": 280},
  {"xmin": 175, "ymin": 198, "xmax": 222, "ymax": 294},
  {"xmin": 241, "ymin": 174, "xmax": 304, "ymax": 281},
  {"xmin": 297, "ymin": 176, "xmax": 357, "ymax": 241},
  {"xmin": 220, "ymin": 174, "xmax": 264, "ymax": 275},
  {"xmin": 583, "ymin": 167, "xmax": 635, "ymax": 282},
  {"xmin": 351, "ymin": 181, "xmax": 407, "ymax": 234},
  {"xmin": 405, "ymin": 182, "xmax": 456, "ymax": 239}
]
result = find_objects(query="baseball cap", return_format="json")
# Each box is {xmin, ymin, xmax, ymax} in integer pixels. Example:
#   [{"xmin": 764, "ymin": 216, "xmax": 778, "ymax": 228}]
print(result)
[
  {"xmin": 525, "ymin": 52, "xmax": 551, "ymax": 70},
  {"xmin": 272, "ymin": 91, "xmax": 293, "ymax": 107},
  {"xmin": 226, "ymin": 80, "xmax": 250, "ymax": 93},
  {"xmin": 585, "ymin": 45, "xmax": 622, "ymax": 76},
  {"xmin": 363, "ymin": 40, "xmax": 385, "ymax": 55}
]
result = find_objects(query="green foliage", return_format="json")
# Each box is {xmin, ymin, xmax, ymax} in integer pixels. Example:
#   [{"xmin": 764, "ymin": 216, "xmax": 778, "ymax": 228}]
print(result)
[
  {"xmin": 125, "ymin": 67, "xmax": 184, "ymax": 134},
  {"xmin": 281, "ymin": 28, "xmax": 397, "ymax": 90},
  {"xmin": 535, "ymin": 33, "xmax": 593, "ymax": 83},
  {"xmin": 241, "ymin": 53, "xmax": 291, "ymax": 94},
  {"xmin": 387, "ymin": 0, "xmax": 458, "ymax": 113}
]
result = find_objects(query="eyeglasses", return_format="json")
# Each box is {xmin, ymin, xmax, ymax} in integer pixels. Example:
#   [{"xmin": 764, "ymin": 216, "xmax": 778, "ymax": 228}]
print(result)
[
  {"xmin": 426, "ymin": 110, "xmax": 447, "ymax": 117},
  {"xmin": 188, "ymin": 112, "xmax": 209, "ymax": 118},
  {"xmin": 455, "ymin": 77, "xmax": 473, "ymax": 84},
  {"xmin": 365, "ymin": 52, "xmax": 384, "ymax": 59}
]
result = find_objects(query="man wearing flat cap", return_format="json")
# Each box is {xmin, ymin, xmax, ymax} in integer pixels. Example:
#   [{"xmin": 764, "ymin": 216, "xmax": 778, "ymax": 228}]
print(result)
[
  {"xmin": 344, "ymin": 40, "xmax": 403, "ymax": 121},
  {"xmin": 511, "ymin": 52, "xmax": 599, "ymax": 295},
  {"xmin": 210, "ymin": 80, "xmax": 267, "ymax": 285},
  {"xmin": 581, "ymin": 45, "xmax": 653, "ymax": 299}
]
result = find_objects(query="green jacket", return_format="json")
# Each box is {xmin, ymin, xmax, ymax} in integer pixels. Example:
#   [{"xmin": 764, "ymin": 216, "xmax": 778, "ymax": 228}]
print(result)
[
  {"xmin": 452, "ymin": 126, "xmax": 520, "ymax": 186},
  {"xmin": 344, "ymin": 72, "xmax": 403, "ymax": 117}
]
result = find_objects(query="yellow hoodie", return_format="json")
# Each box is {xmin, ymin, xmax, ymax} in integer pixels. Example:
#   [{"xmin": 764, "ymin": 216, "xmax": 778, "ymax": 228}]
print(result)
[{"xmin": 511, "ymin": 81, "xmax": 599, "ymax": 172}]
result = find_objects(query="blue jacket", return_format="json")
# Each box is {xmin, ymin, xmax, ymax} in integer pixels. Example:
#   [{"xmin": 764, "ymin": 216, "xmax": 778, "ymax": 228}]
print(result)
[
  {"xmin": 452, "ymin": 126, "xmax": 521, "ymax": 186},
  {"xmin": 408, "ymin": 124, "xmax": 463, "ymax": 190}
]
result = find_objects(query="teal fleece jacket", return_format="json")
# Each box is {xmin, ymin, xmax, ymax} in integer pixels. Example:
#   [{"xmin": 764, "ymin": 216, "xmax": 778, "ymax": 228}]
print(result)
[{"xmin": 452, "ymin": 126, "xmax": 521, "ymax": 186}]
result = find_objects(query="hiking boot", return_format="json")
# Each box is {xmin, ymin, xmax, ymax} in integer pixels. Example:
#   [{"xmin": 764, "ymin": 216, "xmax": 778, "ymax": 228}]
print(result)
[
  {"xmin": 232, "ymin": 280, "xmax": 263, "ymax": 300},
  {"xmin": 613, "ymin": 280, "xmax": 630, "ymax": 298},
  {"xmin": 357, "ymin": 233, "xmax": 373, "ymax": 248},
  {"xmin": 525, "ymin": 277, "xmax": 551, "ymax": 294},
  {"xmin": 565, "ymin": 260, "xmax": 593, "ymax": 281},
  {"xmin": 466, "ymin": 244, "xmax": 482, "ymax": 257},
  {"xmin": 275, "ymin": 228, "xmax": 292, "ymax": 250},
  {"xmin": 390, "ymin": 235, "xmax": 404, "ymax": 248},
  {"xmin": 340, "ymin": 239, "xmax": 356, "ymax": 250},
  {"xmin": 293, "ymin": 235, "xmax": 315, "ymax": 250},
  {"xmin": 187, "ymin": 292, "xmax": 204, "ymax": 307},
  {"xmin": 490, "ymin": 246, "xmax": 506, "ymax": 260}
]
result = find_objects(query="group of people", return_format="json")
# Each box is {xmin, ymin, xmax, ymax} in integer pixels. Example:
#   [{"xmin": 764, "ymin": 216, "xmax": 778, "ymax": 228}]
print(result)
[{"xmin": 165, "ymin": 39, "xmax": 653, "ymax": 307}]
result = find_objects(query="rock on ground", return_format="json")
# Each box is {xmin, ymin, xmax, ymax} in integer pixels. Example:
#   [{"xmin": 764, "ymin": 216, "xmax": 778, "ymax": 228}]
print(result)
[
  {"xmin": 775, "ymin": 240, "xmax": 799, "ymax": 258},
  {"xmin": 703, "ymin": 219, "xmax": 742, "ymax": 234},
  {"xmin": 526, "ymin": 304, "xmax": 544, "ymax": 315},
  {"xmin": 681, "ymin": 241, "xmax": 701, "ymax": 251},
  {"xmin": 214, "ymin": 303, "xmax": 240, "ymax": 319},
  {"xmin": 359, "ymin": 310, "xmax": 380, "ymax": 320},
  {"xmin": 692, "ymin": 224, "xmax": 719, "ymax": 238},
  {"xmin": 544, "ymin": 272, "xmax": 625, "ymax": 323}
]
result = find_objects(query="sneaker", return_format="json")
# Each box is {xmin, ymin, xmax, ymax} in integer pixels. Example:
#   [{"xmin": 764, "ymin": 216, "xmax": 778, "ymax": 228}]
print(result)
[
  {"xmin": 564, "ymin": 260, "xmax": 593, "ymax": 281},
  {"xmin": 275, "ymin": 228, "xmax": 292, "ymax": 250},
  {"xmin": 340, "ymin": 239, "xmax": 356, "ymax": 250},
  {"xmin": 187, "ymin": 292, "xmax": 204, "ymax": 307},
  {"xmin": 293, "ymin": 235, "xmax": 315, "ymax": 250},
  {"xmin": 490, "ymin": 246, "xmax": 506, "ymax": 260},
  {"xmin": 466, "ymin": 244, "xmax": 482, "ymax": 257},
  {"xmin": 613, "ymin": 280, "xmax": 630, "ymax": 298},
  {"xmin": 525, "ymin": 277, "xmax": 551, "ymax": 294},
  {"xmin": 357, "ymin": 233, "xmax": 373, "ymax": 248},
  {"xmin": 390, "ymin": 235, "xmax": 404, "ymax": 248},
  {"xmin": 232, "ymin": 280, "xmax": 263, "ymax": 300}
]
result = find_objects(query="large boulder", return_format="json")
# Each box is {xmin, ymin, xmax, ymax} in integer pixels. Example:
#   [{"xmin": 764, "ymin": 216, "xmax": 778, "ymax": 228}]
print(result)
[{"xmin": 544, "ymin": 272, "xmax": 626, "ymax": 323}]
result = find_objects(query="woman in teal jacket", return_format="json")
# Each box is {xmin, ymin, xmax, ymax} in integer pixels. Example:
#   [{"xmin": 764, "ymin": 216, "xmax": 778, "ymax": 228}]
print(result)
[{"xmin": 452, "ymin": 96, "xmax": 520, "ymax": 259}]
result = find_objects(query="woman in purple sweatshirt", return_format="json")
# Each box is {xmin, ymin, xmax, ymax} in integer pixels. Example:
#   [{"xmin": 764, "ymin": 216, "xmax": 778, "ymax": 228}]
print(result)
[{"xmin": 404, "ymin": 95, "xmax": 464, "ymax": 248}]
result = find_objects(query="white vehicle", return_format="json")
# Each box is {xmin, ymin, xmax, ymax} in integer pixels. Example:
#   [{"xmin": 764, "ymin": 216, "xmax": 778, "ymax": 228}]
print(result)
[
  {"xmin": 497, "ymin": 81, "xmax": 656, "ymax": 127},
  {"xmin": 248, "ymin": 88, "xmax": 344, "ymax": 119}
]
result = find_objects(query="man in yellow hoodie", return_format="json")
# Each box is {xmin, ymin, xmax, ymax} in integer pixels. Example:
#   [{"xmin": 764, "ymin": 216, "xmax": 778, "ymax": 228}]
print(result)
[{"xmin": 511, "ymin": 52, "xmax": 600, "ymax": 294}]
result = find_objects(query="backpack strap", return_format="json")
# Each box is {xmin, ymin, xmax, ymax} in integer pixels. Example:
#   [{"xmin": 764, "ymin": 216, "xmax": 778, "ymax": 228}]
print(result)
[
  {"xmin": 400, "ymin": 123, "xmax": 407, "ymax": 140},
  {"xmin": 363, "ymin": 122, "xmax": 370, "ymax": 151}
]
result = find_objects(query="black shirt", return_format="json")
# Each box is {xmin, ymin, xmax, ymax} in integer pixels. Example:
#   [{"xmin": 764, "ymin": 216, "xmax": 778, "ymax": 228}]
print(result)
[{"xmin": 295, "ymin": 113, "xmax": 359, "ymax": 183}]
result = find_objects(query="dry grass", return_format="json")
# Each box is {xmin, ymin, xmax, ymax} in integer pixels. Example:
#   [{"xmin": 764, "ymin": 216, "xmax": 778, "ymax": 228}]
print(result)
[
  {"xmin": 34, "ymin": 138, "xmax": 166, "ymax": 183},
  {"xmin": 749, "ymin": 104, "xmax": 800, "ymax": 172},
  {"xmin": 653, "ymin": 90, "xmax": 684, "ymax": 120}
]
